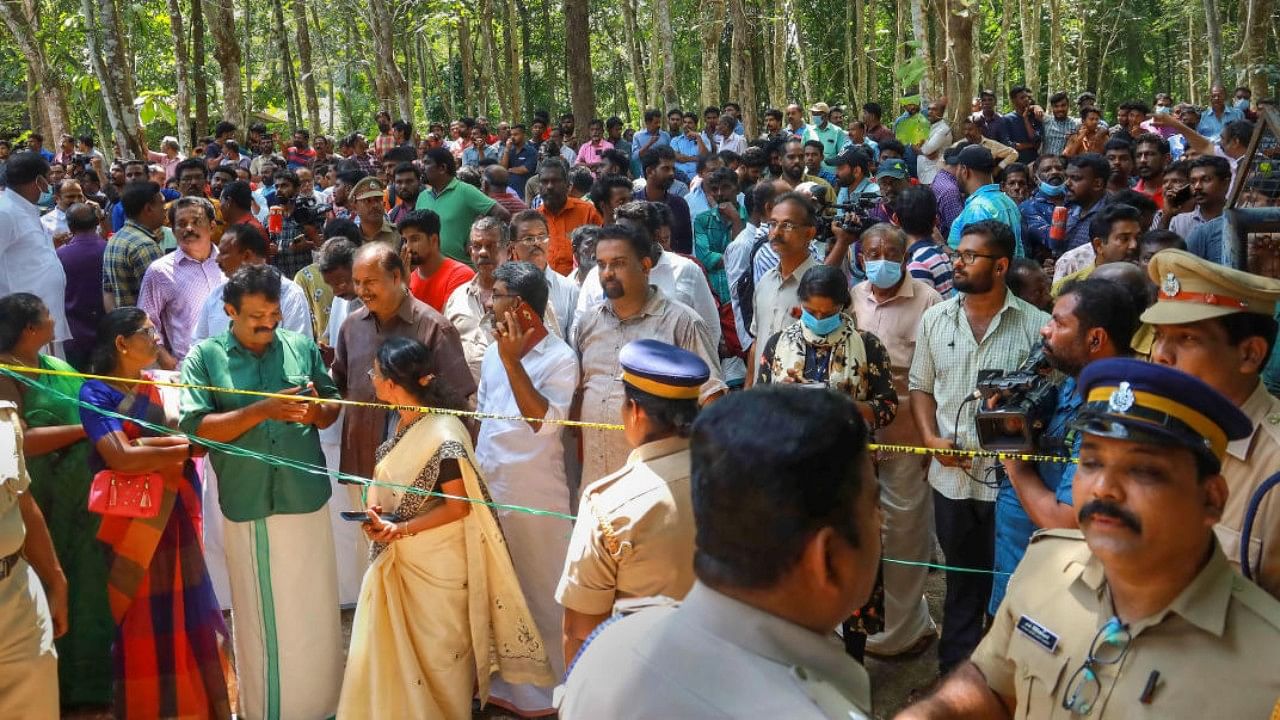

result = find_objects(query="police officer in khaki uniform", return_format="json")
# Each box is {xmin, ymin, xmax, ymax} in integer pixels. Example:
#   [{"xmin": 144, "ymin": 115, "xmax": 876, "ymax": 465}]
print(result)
[
  {"xmin": 899, "ymin": 358, "xmax": 1280, "ymax": 720},
  {"xmin": 1143, "ymin": 249, "xmax": 1280, "ymax": 599},
  {"xmin": 558, "ymin": 386, "xmax": 877, "ymax": 720},
  {"xmin": 0, "ymin": 400, "xmax": 64, "ymax": 719},
  {"xmin": 555, "ymin": 339, "xmax": 706, "ymax": 665}
]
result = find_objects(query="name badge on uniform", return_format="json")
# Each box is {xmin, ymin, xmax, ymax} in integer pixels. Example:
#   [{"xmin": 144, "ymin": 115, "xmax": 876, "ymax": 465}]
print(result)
[{"xmin": 1016, "ymin": 615, "xmax": 1060, "ymax": 654}]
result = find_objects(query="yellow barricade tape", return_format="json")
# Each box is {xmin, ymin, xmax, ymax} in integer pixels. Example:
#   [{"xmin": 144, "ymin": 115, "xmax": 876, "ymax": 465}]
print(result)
[{"xmin": 0, "ymin": 363, "xmax": 1076, "ymax": 463}]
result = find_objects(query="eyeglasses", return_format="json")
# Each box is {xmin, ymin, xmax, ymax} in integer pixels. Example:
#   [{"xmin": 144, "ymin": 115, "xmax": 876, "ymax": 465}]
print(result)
[
  {"xmin": 764, "ymin": 220, "xmax": 809, "ymax": 234},
  {"xmin": 517, "ymin": 234, "xmax": 551, "ymax": 245},
  {"xmin": 1061, "ymin": 617, "xmax": 1132, "ymax": 715},
  {"xmin": 491, "ymin": 292, "xmax": 522, "ymax": 300},
  {"xmin": 954, "ymin": 250, "xmax": 1002, "ymax": 265},
  {"xmin": 130, "ymin": 326, "xmax": 159, "ymax": 340}
]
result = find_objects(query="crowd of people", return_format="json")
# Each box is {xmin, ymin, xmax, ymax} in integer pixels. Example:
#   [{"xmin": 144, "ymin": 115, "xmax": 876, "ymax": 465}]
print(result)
[{"xmin": 0, "ymin": 80, "xmax": 1279, "ymax": 719}]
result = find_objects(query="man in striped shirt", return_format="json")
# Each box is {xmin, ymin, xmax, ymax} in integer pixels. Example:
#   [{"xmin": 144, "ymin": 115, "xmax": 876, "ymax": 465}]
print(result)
[{"xmin": 896, "ymin": 185, "xmax": 956, "ymax": 298}]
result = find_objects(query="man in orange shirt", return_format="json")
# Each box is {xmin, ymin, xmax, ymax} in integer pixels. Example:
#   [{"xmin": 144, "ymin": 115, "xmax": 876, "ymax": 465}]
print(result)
[
  {"xmin": 537, "ymin": 159, "xmax": 602, "ymax": 276},
  {"xmin": 401, "ymin": 208, "xmax": 475, "ymax": 312}
]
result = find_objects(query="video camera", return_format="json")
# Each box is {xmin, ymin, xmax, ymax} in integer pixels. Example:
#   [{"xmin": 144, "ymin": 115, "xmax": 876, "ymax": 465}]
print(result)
[
  {"xmin": 817, "ymin": 193, "xmax": 880, "ymax": 239},
  {"xmin": 975, "ymin": 344, "xmax": 1059, "ymax": 453},
  {"xmin": 290, "ymin": 195, "xmax": 332, "ymax": 228}
]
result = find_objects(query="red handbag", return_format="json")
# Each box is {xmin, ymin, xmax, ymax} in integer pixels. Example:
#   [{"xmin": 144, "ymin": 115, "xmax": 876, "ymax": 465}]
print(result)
[{"xmin": 88, "ymin": 470, "xmax": 164, "ymax": 518}]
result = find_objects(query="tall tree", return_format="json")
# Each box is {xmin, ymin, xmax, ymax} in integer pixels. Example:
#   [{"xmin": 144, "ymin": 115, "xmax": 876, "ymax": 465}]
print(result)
[
  {"xmin": 207, "ymin": 0, "xmax": 245, "ymax": 131},
  {"xmin": 1018, "ymin": 0, "xmax": 1042, "ymax": 97},
  {"xmin": 294, "ymin": 0, "xmax": 322, "ymax": 133},
  {"xmin": 652, "ymin": 0, "xmax": 678, "ymax": 109},
  {"xmin": 192, "ymin": 0, "xmax": 210, "ymax": 135},
  {"xmin": 502, "ymin": 0, "xmax": 522, "ymax": 118},
  {"xmin": 0, "ymin": 0, "xmax": 71, "ymax": 140},
  {"xmin": 458, "ymin": 17, "xmax": 477, "ymax": 115},
  {"xmin": 1235, "ymin": 0, "xmax": 1270, "ymax": 100},
  {"xmin": 479, "ymin": 0, "xmax": 502, "ymax": 117},
  {"xmin": 165, "ymin": 0, "xmax": 193, "ymax": 151},
  {"xmin": 366, "ymin": 0, "xmax": 413, "ymax": 119},
  {"xmin": 770, "ymin": 0, "xmax": 786, "ymax": 106},
  {"xmin": 727, "ymin": 0, "xmax": 757, "ymax": 135},
  {"xmin": 620, "ymin": 0, "xmax": 647, "ymax": 113},
  {"xmin": 84, "ymin": 0, "xmax": 144, "ymax": 158},
  {"xmin": 1201, "ymin": 0, "xmax": 1223, "ymax": 87},
  {"xmin": 944, "ymin": 0, "xmax": 974, "ymax": 123},
  {"xmin": 909, "ymin": 0, "xmax": 936, "ymax": 100},
  {"xmin": 1047, "ymin": 0, "xmax": 1065, "ymax": 97},
  {"xmin": 699, "ymin": 0, "xmax": 724, "ymax": 111},
  {"xmin": 564, "ymin": 0, "xmax": 594, "ymax": 141},
  {"xmin": 268, "ymin": 0, "xmax": 301, "ymax": 128}
]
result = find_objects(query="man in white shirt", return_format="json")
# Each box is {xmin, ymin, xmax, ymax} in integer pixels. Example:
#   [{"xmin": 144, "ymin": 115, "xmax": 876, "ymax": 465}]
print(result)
[
  {"xmin": 40, "ymin": 178, "xmax": 86, "ymax": 241},
  {"xmin": 0, "ymin": 152, "xmax": 70, "ymax": 345},
  {"xmin": 916, "ymin": 100, "xmax": 954, "ymax": 185},
  {"xmin": 572, "ymin": 201, "xmax": 722, "ymax": 354},
  {"xmin": 476, "ymin": 260, "xmax": 579, "ymax": 716},
  {"xmin": 192, "ymin": 223, "xmax": 313, "ymax": 344}
]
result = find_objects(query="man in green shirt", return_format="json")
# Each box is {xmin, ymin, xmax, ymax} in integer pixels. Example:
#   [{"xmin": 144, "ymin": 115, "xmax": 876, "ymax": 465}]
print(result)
[
  {"xmin": 179, "ymin": 263, "xmax": 344, "ymax": 720},
  {"xmin": 415, "ymin": 146, "xmax": 511, "ymax": 264},
  {"xmin": 802, "ymin": 101, "xmax": 852, "ymax": 171}
]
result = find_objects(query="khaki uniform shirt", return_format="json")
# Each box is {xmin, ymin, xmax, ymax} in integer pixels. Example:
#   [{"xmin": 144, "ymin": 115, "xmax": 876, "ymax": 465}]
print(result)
[
  {"xmin": 1218, "ymin": 381, "xmax": 1280, "ymax": 600},
  {"xmin": 556, "ymin": 436, "xmax": 696, "ymax": 615},
  {"xmin": 971, "ymin": 530, "xmax": 1280, "ymax": 719},
  {"xmin": 558, "ymin": 582, "xmax": 872, "ymax": 719},
  {"xmin": 0, "ymin": 402, "xmax": 29, "ymax": 557}
]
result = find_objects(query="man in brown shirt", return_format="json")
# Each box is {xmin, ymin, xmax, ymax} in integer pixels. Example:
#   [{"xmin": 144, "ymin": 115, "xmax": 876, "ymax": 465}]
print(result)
[
  {"xmin": 331, "ymin": 243, "xmax": 476, "ymax": 482},
  {"xmin": 573, "ymin": 225, "xmax": 725, "ymax": 493},
  {"xmin": 850, "ymin": 223, "xmax": 944, "ymax": 658}
]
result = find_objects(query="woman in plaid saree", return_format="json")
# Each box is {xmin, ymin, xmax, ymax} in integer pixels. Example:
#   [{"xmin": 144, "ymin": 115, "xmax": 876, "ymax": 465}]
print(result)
[{"xmin": 78, "ymin": 308, "xmax": 231, "ymax": 719}]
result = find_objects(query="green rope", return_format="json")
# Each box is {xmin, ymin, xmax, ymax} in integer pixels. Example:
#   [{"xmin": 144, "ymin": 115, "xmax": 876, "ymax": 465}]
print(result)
[{"xmin": 5, "ymin": 368, "xmax": 1012, "ymax": 577}]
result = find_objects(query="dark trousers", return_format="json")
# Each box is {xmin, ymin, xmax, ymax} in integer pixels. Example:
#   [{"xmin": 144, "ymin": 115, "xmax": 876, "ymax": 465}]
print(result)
[{"xmin": 933, "ymin": 490, "xmax": 996, "ymax": 675}]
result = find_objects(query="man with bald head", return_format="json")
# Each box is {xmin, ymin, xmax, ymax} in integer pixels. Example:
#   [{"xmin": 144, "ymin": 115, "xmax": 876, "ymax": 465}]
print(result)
[
  {"xmin": 482, "ymin": 163, "xmax": 529, "ymax": 215},
  {"xmin": 331, "ymin": 242, "xmax": 476, "ymax": 481},
  {"xmin": 40, "ymin": 178, "xmax": 85, "ymax": 241}
]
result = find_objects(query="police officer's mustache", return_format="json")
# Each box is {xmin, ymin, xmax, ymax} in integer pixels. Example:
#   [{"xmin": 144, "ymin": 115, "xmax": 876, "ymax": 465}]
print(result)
[{"xmin": 1078, "ymin": 500, "xmax": 1142, "ymax": 533}]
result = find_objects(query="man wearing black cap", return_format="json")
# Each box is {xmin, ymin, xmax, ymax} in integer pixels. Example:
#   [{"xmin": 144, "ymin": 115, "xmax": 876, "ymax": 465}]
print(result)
[
  {"xmin": 900, "ymin": 359, "xmax": 1280, "ymax": 719},
  {"xmin": 946, "ymin": 145, "xmax": 1024, "ymax": 257}
]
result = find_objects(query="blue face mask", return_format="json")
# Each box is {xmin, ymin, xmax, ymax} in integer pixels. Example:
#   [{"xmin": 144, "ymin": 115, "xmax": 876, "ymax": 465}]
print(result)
[
  {"xmin": 1234, "ymin": 98, "xmax": 1250, "ymax": 110},
  {"xmin": 801, "ymin": 308, "xmax": 843, "ymax": 336},
  {"xmin": 1155, "ymin": 105, "xmax": 1172, "ymax": 115},
  {"xmin": 37, "ymin": 189, "xmax": 53, "ymax": 206},
  {"xmin": 811, "ymin": 114, "xmax": 825, "ymax": 127},
  {"xmin": 865, "ymin": 259, "xmax": 903, "ymax": 289},
  {"xmin": 1039, "ymin": 179, "xmax": 1066, "ymax": 197}
]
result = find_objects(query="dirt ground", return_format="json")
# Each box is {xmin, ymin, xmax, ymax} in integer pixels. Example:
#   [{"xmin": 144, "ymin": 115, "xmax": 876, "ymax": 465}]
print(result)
[{"xmin": 64, "ymin": 572, "xmax": 943, "ymax": 719}]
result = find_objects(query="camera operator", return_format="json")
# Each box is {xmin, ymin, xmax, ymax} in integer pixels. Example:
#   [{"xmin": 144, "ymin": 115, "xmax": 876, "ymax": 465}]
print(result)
[
  {"xmin": 990, "ymin": 277, "xmax": 1138, "ymax": 614},
  {"xmin": 908, "ymin": 219, "xmax": 1048, "ymax": 675},
  {"xmin": 824, "ymin": 148, "xmax": 881, "ymax": 280}
]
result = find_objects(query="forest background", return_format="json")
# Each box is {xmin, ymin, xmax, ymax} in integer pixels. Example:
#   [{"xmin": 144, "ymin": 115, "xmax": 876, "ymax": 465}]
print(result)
[{"xmin": 2, "ymin": 0, "xmax": 1277, "ymax": 157}]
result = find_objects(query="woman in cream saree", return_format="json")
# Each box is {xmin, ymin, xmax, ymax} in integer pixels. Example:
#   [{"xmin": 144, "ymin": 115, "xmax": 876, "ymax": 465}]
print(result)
[{"xmin": 338, "ymin": 337, "xmax": 553, "ymax": 719}]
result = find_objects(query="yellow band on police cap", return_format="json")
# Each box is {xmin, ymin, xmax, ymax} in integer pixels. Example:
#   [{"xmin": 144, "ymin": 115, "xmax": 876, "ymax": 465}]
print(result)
[
  {"xmin": 621, "ymin": 370, "xmax": 702, "ymax": 400},
  {"xmin": 1086, "ymin": 386, "xmax": 1228, "ymax": 459}
]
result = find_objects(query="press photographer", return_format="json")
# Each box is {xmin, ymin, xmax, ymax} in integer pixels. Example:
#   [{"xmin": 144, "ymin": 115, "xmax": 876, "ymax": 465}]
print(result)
[
  {"xmin": 824, "ymin": 147, "xmax": 893, "ymax": 279},
  {"xmin": 988, "ymin": 276, "xmax": 1138, "ymax": 613}
]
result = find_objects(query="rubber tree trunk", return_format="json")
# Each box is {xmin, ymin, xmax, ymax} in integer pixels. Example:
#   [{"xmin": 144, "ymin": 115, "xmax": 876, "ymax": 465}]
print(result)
[
  {"xmin": 727, "ymin": 0, "xmax": 757, "ymax": 136},
  {"xmin": 294, "ymin": 0, "xmax": 322, "ymax": 133},
  {"xmin": 165, "ymin": 0, "xmax": 193, "ymax": 151},
  {"xmin": 620, "ymin": 0, "xmax": 647, "ymax": 114},
  {"xmin": 0, "ymin": 0, "xmax": 71, "ymax": 140},
  {"xmin": 700, "ymin": 0, "xmax": 725, "ymax": 112},
  {"xmin": 192, "ymin": 0, "xmax": 209, "ymax": 137},
  {"xmin": 207, "ymin": 0, "xmax": 244, "ymax": 133},
  {"xmin": 565, "ymin": 0, "xmax": 595, "ymax": 142}
]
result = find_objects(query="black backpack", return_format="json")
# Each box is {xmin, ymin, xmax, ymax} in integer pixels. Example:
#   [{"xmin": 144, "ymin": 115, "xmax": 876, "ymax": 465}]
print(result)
[{"xmin": 734, "ymin": 229, "xmax": 771, "ymax": 333}]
